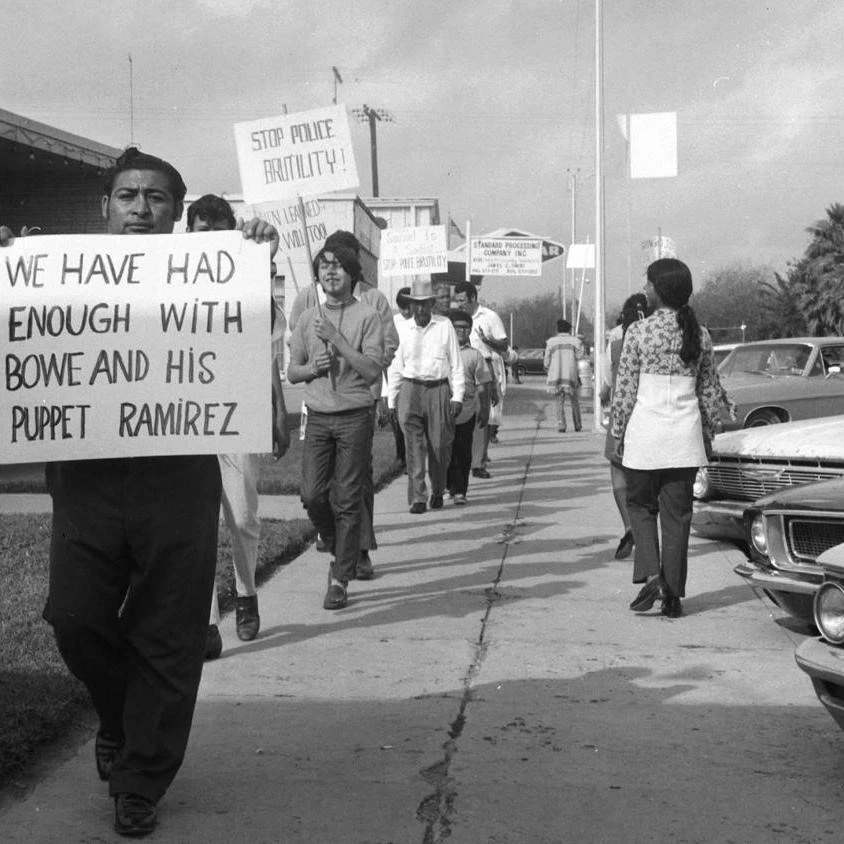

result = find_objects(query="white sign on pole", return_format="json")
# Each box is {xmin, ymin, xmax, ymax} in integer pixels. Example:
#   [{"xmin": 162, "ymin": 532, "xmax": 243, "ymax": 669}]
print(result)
[
  {"xmin": 566, "ymin": 243, "xmax": 596, "ymax": 269},
  {"xmin": 469, "ymin": 237, "xmax": 542, "ymax": 277},
  {"xmin": 379, "ymin": 225, "xmax": 447, "ymax": 276},
  {"xmin": 629, "ymin": 112, "xmax": 678, "ymax": 179},
  {"xmin": 0, "ymin": 232, "xmax": 271, "ymax": 463},
  {"xmin": 234, "ymin": 105, "xmax": 359, "ymax": 204}
]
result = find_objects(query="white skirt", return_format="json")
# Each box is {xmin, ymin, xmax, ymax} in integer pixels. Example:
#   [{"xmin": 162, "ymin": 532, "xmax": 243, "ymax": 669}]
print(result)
[{"xmin": 621, "ymin": 373, "xmax": 706, "ymax": 470}]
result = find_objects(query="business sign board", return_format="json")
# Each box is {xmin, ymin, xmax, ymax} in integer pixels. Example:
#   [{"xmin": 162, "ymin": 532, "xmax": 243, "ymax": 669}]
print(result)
[
  {"xmin": 469, "ymin": 237, "xmax": 542, "ymax": 277},
  {"xmin": 234, "ymin": 105, "xmax": 359, "ymax": 204},
  {"xmin": 379, "ymin": 225, "xmax": 447, "ymax": 276},
  {"xmin": 0, "ymin": 232, "xmax": 271, "ymax": 462}
]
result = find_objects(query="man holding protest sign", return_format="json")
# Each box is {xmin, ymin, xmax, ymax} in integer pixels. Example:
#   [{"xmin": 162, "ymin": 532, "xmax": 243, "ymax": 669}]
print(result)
[
  {"xmin": 287, "ymin": 242, "xmax": 384, "ymax": 609},
  {"xmin": 186, "ymin": 194, "xmax": 290, "ymax": 658},
  {"xmin": 288, "ymin": 229, "xmax": 398, "ymax": 581},
  {"xmin": 0, "ymin": 146, "xmax": 279, "ymax": 838}
]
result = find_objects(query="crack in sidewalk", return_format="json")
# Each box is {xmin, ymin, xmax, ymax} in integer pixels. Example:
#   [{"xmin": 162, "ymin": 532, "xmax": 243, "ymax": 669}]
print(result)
[{"xmin": 415, "ymin": 417, "xmax": 541, "ymax": 843}]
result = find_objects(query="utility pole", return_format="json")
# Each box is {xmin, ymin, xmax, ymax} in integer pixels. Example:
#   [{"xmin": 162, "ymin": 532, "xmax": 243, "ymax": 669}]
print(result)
[
  {"xmin": 352, "ymin": 105, "xmax": 394, "ymax": 197},
  {"xmin": 566, "ymin": 168, "xmax": 579, "ymax": 320},
  {"xmin": 332, "ymin": 66, "xmax": 343, "ymax": 104}
]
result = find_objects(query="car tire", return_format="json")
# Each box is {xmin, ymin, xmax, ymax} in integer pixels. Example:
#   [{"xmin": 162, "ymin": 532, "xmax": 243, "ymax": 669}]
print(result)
[
  {"xmin": 515, "ymin": 365, "xmax": 526, "ymax": 379},
  {"xmin": 744, "ymin": 409, "xmax": 782, "ymax": 427}
]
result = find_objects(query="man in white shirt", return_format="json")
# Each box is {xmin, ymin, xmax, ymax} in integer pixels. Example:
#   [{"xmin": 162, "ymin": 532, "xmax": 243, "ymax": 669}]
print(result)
[
  {"xmin": 388, "ymin": 279, "xmax": 465, "ymax": 513},
  {"xmin": 453, "ymin": 281, "xmax": 509, "ymax": 477}
]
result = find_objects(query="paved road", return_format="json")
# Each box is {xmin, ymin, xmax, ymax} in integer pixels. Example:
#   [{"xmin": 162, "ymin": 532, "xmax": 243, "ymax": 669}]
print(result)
[{"xmin": 2, "ymin": 381, "xmax": 842, "ymax": 843}]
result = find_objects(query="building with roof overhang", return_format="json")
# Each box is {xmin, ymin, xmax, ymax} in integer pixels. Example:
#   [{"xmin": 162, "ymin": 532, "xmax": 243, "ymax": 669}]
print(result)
[{"xmin": 0, "ymin": 107, "xmax": 122, "ymax": 235}]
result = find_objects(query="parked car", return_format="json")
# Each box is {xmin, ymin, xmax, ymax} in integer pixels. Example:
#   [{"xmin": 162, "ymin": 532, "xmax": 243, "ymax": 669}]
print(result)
[
  {"xmin": 713, "ymin": 343, "xmax": 740, "ymax": 368},
  {"xmin": 795, "ymin": 542, "xmax": 844, "ymax": 730},
  {"xmin": 738, "ymin": 476, "xmax": 844, "ymax": 625},
  {"xmin": 513, "ymin": 348, "xmax": 545, "ymax": 378},
  {"xmin": 717, "ymin": 337, "xmax": 844, "ymax": 431},
  {"xmin": 692, "ymin": 414, "xmax": 844, "ymax": 543}
]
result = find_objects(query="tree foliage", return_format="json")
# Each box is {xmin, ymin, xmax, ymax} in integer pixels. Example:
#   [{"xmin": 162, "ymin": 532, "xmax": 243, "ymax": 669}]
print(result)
[
  {"xmin": 490, "ymin": 292, "xmax": 593, "ymax": 350},
  {"xmin": 693, "ymin": 263, "xmax": 775, "ymax": 343}
]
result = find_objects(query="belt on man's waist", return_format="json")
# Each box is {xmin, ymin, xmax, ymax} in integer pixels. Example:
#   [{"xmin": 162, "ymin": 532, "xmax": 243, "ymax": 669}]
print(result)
[{"xmin": 404, "ymin": 377, "xmax": 449, "ymax": 387}]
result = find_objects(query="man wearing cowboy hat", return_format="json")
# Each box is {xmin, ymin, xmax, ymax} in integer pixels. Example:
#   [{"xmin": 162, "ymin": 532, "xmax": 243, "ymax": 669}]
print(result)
[{"xmin": 387, "ymin": 279, "xmax": 465, "ymax": 514}]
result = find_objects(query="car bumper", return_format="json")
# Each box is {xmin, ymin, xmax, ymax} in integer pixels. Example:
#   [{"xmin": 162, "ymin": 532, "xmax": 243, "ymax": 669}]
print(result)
[
  {"xmin": 691, "ymin": 500, "xmax": 747, "ymax": 542},
  {"xmin": 795, "ymin": 637, "xmax": 844, "ymax": 731},
  {"xmin": 734, "ymin": 560, "xmax": 819, "ymax": 621}
]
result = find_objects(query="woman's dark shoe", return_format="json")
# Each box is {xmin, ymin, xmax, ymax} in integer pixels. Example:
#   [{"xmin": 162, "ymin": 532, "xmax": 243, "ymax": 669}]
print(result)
[
  {"xmin": 614, "ymin": 530, "xmax": 634, "ymax": 560},
  {"xmin": 662, "ymin": 596, "xmax": 683, "ymax": 618},
  {"xmin": 629, "ymin": 577, "xmax": 664, "ymax": 612}
]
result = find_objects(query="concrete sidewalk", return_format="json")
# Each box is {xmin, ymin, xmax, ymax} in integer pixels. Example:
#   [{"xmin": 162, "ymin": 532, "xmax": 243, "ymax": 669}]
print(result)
[{"xmin": 2, "ymin": 384, "xmax": 842, "ymax": 843}]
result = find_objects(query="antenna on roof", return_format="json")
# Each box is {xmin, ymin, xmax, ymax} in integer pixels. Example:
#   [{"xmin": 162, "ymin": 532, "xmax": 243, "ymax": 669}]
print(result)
[{"xmin": 128, "ymin": 53, "xmax": 135, "ymax": 146}]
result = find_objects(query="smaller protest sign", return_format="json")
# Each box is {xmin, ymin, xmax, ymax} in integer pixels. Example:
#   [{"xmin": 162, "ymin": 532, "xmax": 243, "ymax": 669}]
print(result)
[
  {"xmin": 234, "ymin": 105, "xmax": 359, "ymax": 204},
  {"xmin": 469, "ymin": 237, "xmax": 542, "ymax": 277},
  {"xmin": 379, "ymin": 226, "xmax": 447, "ymax": 277}
]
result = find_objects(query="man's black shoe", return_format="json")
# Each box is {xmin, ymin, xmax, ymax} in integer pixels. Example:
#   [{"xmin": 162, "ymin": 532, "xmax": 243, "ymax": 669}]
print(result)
[
  {"xmin": 114, "ymin": 793, "xmax": 157, "ymax": 837},
  {"xmin": 95, "ymin": 729, "xmax": 123, "ymax": 782},
  {"xmin": 429, "ymin": 494, "xmax": 444, "ymax": 509},
  {"xmin": 662, "ymin": 596, "xmax": 683, "ymax": 618},
  {"xmin": 323, "ymin": 581, "xmax": 348, "ymax": 610},
  {"xmin": 630, "ymin": 577, "xmax": 664, "ymax": 612},
  {"xmin": 409, "ymin": 502, "xmax": 427, "ymax": 514},
  {"xmin": 204, "ymin": 624, "xmax": 223, "ymax": 660},
  {"xmin": 355, "ymin": 551, "xmax": 375, "ymax": 580},
  {"xmin": 235, "ymin": 595, "xmax": 260, "ymax": 641},
  {"xmin": 472, "ymin": 468, "xmax": 491, "ymax": 479}
]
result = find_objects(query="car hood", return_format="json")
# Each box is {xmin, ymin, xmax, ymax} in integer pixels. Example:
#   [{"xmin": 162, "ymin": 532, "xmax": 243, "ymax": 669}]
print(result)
[
  {"xmin": 751, "ymin": 475, "xmax": 844, "ymax": 511},
  {"xmin": 712, "ymin": 415, "xmax": 844, "ymax": 460}
]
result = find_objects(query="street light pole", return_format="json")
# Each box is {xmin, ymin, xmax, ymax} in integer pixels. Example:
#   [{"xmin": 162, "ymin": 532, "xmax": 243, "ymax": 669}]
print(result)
[{"xmin": 352, "ymin": 105, "xmax": 395, "ymax": 198}]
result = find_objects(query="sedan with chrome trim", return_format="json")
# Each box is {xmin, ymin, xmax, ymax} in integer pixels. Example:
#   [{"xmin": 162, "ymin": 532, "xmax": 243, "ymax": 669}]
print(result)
[
  {"xmin": 795, "ymin": 542, "xmax": 844, "ymax": 730},
  {"xmin": 692, "ymin": 415, "xmax": 844, "ymax": 542},
  {"xmin": 718, "ymin": 337, "xmax": 844, "ymax": 431},
  {"xmin": 737, "ymin": 476, "xmax": 844, "ymax": 625}
]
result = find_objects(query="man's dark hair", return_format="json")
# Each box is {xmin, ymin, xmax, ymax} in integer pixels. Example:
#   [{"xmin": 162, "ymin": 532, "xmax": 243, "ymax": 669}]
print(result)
[
  {"xmin": 557, "ymin": 318, "xmax": 572, "ymax": 333},
  {"xmin": 313, "ymin": 244, "xmax": 362, "ymax": 292},
  {"xmin": 186, "ymin": 194, "xmax": 236, "ymax": 231},
  {"xmin": 453, "ymin": 281, "xmax": 478, "ymax": 301},
  {"xmin": 396, "ymin": 286, "xmax": 411, "ymax": 309},
  {"xmin": 448, "ymin": 308, "xmax": 473, "ymax": 328},
  {"xmin": 103, "ymin": 147, "xmax": 187, "ymax": 203},
  {"xmin": 324, "ymin": 229, "xmax": 360, "ymax": 255}
]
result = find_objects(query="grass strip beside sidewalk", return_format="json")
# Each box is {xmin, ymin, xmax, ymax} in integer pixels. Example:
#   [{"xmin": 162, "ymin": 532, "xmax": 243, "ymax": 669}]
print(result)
[{"xmin": 0, "ymin": 426, "xmax": 403, "ymax": 790}]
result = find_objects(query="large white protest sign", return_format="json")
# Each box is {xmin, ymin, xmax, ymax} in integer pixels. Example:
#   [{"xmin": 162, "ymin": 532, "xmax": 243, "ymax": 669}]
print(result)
[
  {"xmin": 379, "ymin": 226, "xmax": 447, "ymax": 276},
  {"xmin": 469, "ymin": 237, "xmax": 542, "ymax": 277},
  {"xmin": 234, "ymin": 105, "xmax": 359, "ymax": 204},
  {"xmin": 0, "ymin": 232, "xmax": 271, "ymax": 463}
]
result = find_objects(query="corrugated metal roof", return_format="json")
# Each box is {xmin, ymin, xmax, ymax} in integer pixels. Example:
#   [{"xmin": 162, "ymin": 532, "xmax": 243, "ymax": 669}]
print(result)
[{"xmin": 0, "ymin": 107, "xmax": 122, "ymax": 169}]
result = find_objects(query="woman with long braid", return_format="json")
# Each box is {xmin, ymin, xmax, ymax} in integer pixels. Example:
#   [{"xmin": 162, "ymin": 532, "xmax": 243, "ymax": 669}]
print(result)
[{"xmin": 610, "ymin": 259, "xmax": 723, "ymax": 618}]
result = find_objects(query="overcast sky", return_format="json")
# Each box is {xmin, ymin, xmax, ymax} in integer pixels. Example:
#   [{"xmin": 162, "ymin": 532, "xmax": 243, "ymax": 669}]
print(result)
[{"xmin": 4, "ymin": 0, "xmax": 844, "ymax": 311}]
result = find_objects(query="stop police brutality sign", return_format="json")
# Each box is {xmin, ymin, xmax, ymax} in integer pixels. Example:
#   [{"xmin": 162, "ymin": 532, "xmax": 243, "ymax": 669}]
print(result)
[
  {"xmin": 469, "ymin": 237, "xmax": 543, "ymax": 277},
  {"xmin": 234, "ymin": 105, "xmax": 360, "ymax": 204},
  {"xmin": 0, "ymin": 231, "xmax": 271, "ymax": 463}
]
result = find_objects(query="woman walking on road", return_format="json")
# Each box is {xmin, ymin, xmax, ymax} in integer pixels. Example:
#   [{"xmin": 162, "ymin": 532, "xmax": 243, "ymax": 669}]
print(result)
[{"xmin": 610, "ymin": 259, "xmax": 722, "ymax": 618}]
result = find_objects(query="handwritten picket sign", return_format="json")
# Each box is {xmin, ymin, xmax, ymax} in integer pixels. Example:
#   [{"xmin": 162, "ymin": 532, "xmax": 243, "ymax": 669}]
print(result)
[
  {"xmin": 234, "ymin": 105, "xmax": 359, "ymax": 204},
  {"xmin": 379, "ymin": 225, "xmax": 447, "ymax": 277},
  {"xmin": 0, "ymin": 232, "xmax": 271, "ymax": 462},
  {"xmin": 469, "ymin": 237, "xmax": 542, "ymax": 277}
]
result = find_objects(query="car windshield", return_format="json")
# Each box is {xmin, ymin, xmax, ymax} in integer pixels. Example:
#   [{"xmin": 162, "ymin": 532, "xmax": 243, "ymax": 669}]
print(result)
[{"xmin": 720, "ymin": 343, "xmax": 814, "ymax": 377}]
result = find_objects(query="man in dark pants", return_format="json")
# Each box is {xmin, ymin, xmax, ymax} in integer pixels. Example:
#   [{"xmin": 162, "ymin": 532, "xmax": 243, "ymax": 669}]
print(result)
[{"xmin": 2, "ymin": 147, "xmax": 278, "ymax": 838}]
